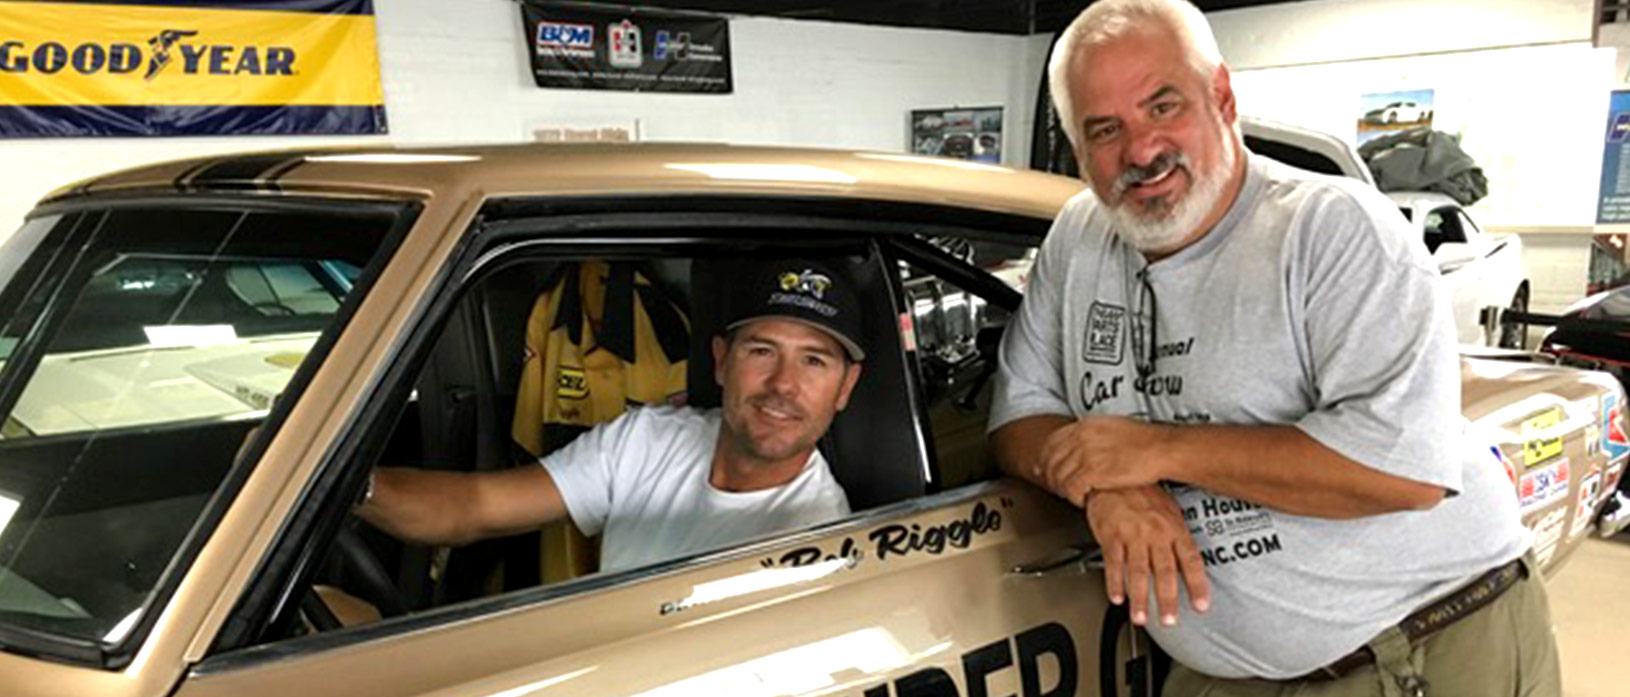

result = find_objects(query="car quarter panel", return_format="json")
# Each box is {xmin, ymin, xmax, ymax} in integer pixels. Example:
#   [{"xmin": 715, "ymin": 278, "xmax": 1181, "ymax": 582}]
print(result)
[
  {"xmin": 1460, "ymin": 356, "xmax": 1628, "ymax": 573},
  {"xmin": 174, "ymin": 482, "xmax": 1110, "ymax": 697}
]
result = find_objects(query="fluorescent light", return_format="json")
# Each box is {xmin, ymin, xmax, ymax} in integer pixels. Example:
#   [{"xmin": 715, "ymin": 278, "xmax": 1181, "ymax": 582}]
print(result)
[
  {"xmin": 304, "ymin": 153, "xmax": 481, "ymax": 164},
  {"xmin": 665, "ymin": 163, "xmax": 858, "ymax": 184},
  {"xmin": 143, "ymin": 324, "xmax": 238, "ymax": 347}
]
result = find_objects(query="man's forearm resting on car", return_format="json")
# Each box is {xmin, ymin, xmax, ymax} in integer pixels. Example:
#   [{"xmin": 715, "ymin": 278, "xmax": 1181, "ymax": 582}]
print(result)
[
  {"xmin": 994, "ymin": 414, "xmax": 1445, "ymax": 518},
  {"xmin": 991, "ymin": 413, "xmax": 1447, "ymax": 627},
  {"xmin": 356, "ymin": 466, "xmax": 567, "ymax": 547}
]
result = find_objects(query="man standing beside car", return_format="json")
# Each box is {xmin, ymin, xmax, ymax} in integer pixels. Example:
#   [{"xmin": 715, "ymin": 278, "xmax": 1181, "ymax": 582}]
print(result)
[
  {"xmin": 989, "ymin": 0, "xmax": 1557, "ymax": 695},
  {"xmin": 360, "ymin": 261, "xmax": 864, "ymax": 574}
]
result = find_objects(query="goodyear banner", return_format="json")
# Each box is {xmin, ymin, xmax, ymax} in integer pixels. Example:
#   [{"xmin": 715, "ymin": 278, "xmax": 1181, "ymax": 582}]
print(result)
[
  {"xmin": 0, "ymin": 1, "xmax": 387, "ymax": 137},
  {"xmin": 521, "ymin": 2, "xmax": 731, "ymax": 94}
]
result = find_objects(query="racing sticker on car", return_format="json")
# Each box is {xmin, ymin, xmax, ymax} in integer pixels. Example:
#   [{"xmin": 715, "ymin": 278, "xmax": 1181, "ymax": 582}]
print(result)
[
  {"xmin": 1493, "ymin": 445, "xmax": 1518, "ymax": 486},
  {"xmin": 1571, "ymin": 469, "xmax": 1603, "ymax": 540},
  {"xmin": 1522, "ymin": 406, "xmax": 1565, "ymax": 466},
  {"xmin": 1179, "ymin": 490, "xmax": 1283, "ymax": 567},
  {"xmin": 1603, "ymin": 393, "xmax": 1630, "ymax": 462},
  {"xmin": 1530, "ymin": 507, "xmax": 1567, "ymax": 568},
  {"xmin": 759, "ymin": 498, "xmax": 1013, "ymax": 571},
  {"xmin": 1518, "ymin": 457, "xmax": 1570, "ymax": 513},
  {"xmin": 850, "ymin": 622, "xmax": 1078, "ymax": 697}
]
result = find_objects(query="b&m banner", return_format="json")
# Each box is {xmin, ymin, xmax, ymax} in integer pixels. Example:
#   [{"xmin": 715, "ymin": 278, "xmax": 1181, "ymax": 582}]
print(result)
[
  {"xmin": 0, "ymin": 0, "xmax": 387, "ymax": 138},
  {"xmin": 521, "ymin": 2, "xmax": 732, "ymax": 94}
]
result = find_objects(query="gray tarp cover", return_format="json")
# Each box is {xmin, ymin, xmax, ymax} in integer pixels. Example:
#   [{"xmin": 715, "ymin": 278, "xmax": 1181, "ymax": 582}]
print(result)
[{"xmin": 1357, "ymin": 128, "xmax": 1488, "ymax": 205}]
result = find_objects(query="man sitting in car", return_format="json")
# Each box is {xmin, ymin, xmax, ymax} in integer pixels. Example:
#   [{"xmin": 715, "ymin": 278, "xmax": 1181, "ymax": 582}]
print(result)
[{"xmin": 358, "ymin": 260, "xmax": 864, "ymax": 572}]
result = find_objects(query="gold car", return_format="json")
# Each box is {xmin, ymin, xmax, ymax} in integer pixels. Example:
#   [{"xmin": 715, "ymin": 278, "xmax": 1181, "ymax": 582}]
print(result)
[{"xmin": 0, "ymin": 141, "xmax": 1618, "ymax": 697}]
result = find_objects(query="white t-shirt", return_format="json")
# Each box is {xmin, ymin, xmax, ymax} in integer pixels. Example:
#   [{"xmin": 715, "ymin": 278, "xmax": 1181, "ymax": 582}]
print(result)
[{"xmin": 542, "ymin": 405, "xmax": 851, "ymax": 573}]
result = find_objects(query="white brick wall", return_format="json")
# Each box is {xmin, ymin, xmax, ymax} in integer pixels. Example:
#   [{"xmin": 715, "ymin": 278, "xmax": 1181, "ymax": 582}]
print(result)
[
  {"xmin": 1198, "ymin": 0, "xmax": 1609, "ymax": 315},
  {"xmin": 1209, "ymin": 0, "xmax": 1593, "ymax": 70},
  {"xmin": 0, "ymin": 0, "xmax": 1042, "ymax": 235}
]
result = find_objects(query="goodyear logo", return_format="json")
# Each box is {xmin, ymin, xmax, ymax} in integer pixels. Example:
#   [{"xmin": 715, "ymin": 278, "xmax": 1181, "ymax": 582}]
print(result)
[
  {"xmin": 0, "ymin": 30, "xmax": 295, "ymax": 79},
  {"xmin": 536, "ymin": 22, "xmax": 593, "ymax": 56},
  {"xmin": 778, "ymin": 269, "xmax": 832, "ymax": 299},
  {"xmin": 556, "ymin": 367, "xmax": 588, "ymax": 400}
]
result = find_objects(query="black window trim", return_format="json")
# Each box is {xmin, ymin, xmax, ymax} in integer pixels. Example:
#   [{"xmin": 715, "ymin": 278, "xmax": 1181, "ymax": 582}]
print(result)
[{"xmin": 205, "ymin": 195, "xmax": 1051, "ymax": 670}]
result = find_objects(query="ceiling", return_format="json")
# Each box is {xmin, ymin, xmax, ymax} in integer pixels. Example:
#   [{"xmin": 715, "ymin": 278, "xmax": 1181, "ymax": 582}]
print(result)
[{"xmin": 626, "ymin": 1, "xmax": 1291, "ymax": 35}]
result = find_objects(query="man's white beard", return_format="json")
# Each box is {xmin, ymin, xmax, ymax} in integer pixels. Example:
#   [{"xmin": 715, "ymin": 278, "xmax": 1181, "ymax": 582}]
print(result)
[{"xmin": 1104, "ymin": 138, "xmax": 1236, "ymax": 253}]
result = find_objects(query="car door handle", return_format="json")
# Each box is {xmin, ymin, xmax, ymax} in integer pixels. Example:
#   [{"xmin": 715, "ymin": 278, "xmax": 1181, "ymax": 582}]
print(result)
[{"xmin": 1009, "ymin": 544, "xmax": 1104, "ymax": 577}]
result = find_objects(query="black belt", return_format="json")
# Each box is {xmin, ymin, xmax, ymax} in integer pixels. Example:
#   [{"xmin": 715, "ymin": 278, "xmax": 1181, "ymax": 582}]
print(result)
[{"xmin": 1300, "ymin": 558, "xmax": 1527, "ymax": 682}]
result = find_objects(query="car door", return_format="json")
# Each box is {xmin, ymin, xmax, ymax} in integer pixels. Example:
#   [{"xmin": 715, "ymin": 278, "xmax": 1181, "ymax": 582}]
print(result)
[
  {"xmin": 171, "ymin": 198, "xmax": 1126, "ymax": 697},
  {"xmin": 1426, "ymin": 206, "xmax": 1483, "ymax": 344}
]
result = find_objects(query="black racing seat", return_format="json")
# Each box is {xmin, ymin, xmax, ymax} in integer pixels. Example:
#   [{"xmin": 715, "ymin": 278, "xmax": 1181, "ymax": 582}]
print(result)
[{"xmin": 687, "ymin": 251, "xmax": 930, "ymax": 511}]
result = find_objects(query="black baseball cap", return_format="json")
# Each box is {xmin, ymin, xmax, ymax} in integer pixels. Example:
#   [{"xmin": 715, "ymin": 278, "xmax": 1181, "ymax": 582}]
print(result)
[{"xmin": 723, "ymin": 259, "xmax": 866, "ymax": 362}]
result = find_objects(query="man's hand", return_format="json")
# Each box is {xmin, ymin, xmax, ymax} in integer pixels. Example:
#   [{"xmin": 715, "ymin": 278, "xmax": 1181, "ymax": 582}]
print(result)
[
  {"xmin": 1037, "ymin": 415, "xmax": 1169, "ymax": 505},
  {"xmin": 1087, "ymin": 484, "xmax": 1210, "ymax": 627}
]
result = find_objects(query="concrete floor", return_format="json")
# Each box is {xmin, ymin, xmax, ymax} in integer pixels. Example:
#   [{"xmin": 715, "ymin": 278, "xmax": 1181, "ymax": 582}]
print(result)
[{"xmin": 1549, "ymin": 534, "xmax": 1630, "ymax": 697}]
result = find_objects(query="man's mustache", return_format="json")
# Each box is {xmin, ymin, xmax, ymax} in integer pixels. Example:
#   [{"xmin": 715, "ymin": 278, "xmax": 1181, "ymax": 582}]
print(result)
[
  {"xmin": 750, "ymin": 395, "xmax": 805, "ymax": 420},
  {"xmin": 1114, "ymin": 151, "xmax": 1189, "ymax": 196}
]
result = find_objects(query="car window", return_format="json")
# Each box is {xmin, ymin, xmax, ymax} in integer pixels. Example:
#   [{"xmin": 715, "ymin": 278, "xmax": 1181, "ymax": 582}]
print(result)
[
  {"xmin": 0, "ymin": 202, "xmax": 403, "ymax": 661},
  {"xmin": 1428, "ymin": 207, "xmax": 1467, "ymax": 245},
  {"xmin": 1242, "ymin": 135, "xmax": 1347, "ymax": 177},
  {"xmin": 10, "ymin": 252, "xmax": 347, "ymax": 434},
  {"xmin": 0, "ymin": 215, "xmax": 60, "ymax": 371},
  {"xmin": 899, "ymin": 236, "xmax": 1035, "ymax": 488},
  {"xmin": 1455, "ymin": 210, "xmax": 1481, "ymax": 237},
  {"xmin": 254, "ymin": 238, "xmax": 925, "ymax": 645}
]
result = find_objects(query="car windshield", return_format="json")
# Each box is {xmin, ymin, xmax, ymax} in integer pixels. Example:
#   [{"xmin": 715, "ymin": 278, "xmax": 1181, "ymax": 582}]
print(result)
[{"xmin": 0, "ymin": 201, "xmax": 401, "ymax": 658}]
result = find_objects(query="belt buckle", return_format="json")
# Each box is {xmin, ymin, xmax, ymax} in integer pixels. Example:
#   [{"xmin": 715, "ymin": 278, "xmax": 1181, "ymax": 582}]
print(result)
[{"xmin": 1397, "ymin": 675, "xmax": 1430, "ymax": 697}]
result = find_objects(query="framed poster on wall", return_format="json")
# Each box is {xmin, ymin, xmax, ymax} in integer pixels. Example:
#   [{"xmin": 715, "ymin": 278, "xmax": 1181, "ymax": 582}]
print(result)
[
  {"xmin": 1356, "ymin": 88, "xmax": 1434, "ymax": 146},
  {"xmin": 1598, "ymin": 90, "xmax": 1630, "ymax": 224},
  {"xmin": 520, "ymin": 1, "xmax": 732, "ymax": 94},
  {"xmin": 911, "ymin": 107, "xmax": 1002, "ymax": 164}
]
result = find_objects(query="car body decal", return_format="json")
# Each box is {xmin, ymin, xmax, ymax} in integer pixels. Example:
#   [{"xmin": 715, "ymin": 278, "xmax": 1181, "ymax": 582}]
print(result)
[
  {"xmin": 1518, "ymin": 457, "xmax": 1569, "ymax": 513},
  {"xmin": 1522, "ymin": 406, "xmax": 1565, "ymax": 466}
]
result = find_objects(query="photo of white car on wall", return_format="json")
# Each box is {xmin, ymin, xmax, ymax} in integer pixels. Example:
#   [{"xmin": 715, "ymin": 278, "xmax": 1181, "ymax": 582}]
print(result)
[{"xmin": 1358, "ymin": 88, "xmax": 1435, "ymax": 144}]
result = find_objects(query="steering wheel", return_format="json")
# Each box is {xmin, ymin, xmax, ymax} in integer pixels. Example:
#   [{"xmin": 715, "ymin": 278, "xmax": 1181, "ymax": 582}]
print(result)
[{"xmin": 329, "ymin": 523, "xmax": 409, "ymax": 619}]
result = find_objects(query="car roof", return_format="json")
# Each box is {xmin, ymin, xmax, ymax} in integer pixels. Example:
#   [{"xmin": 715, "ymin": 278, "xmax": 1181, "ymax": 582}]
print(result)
[
  {"xmin": 1386, "ymin": 190, "xmax": 1461, "ymax": 212},
  {"xmin": 1239, "ymin": 115, "xmax": 1374, "ymax": 185},
  {"xmin": 40, "ymin": 142, "xmax": 1086, "ymax": 222}
]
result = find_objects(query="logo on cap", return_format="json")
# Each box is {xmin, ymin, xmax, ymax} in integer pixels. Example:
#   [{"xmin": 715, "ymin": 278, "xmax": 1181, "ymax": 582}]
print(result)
[{"xmin": 778, "ymin": 269, "xmax": 831, "ymax": 299}]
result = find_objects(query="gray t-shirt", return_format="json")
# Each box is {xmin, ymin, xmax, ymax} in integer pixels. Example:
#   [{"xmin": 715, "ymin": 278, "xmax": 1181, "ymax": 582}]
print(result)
[{"xmin": 990, "ymin": 154, "xmax": 1529, "ymax": 679}]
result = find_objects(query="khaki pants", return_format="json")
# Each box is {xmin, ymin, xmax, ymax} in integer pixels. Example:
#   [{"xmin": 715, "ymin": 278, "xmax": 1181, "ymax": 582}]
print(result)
[{"xmin": 1163, "ymin": 554, "xmax": 1561, "ymax": 697}]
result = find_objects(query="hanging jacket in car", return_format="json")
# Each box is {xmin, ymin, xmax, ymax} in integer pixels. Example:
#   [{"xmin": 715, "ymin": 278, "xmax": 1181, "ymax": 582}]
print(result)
[{"xmin": 510, "ymin": 260, "xmax": 690, "ymax": 456}]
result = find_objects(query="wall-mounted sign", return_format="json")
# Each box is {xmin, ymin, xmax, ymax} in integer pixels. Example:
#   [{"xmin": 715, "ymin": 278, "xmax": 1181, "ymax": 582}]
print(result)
[
  {"xmin": 530, "ymin": 117, "xmax": 641, "ymax": 143},
  {"xmin": 520, "ymin": 2, "xmax": 732, "ymax": 94},
  {"xmin": 1598, "ymin": 91, "xmax": 1630, "ymax": 224},
  {"xmin": 1356, "ymin": 88, "xmax": 1434, "ymax": 146},
  {"xmin": 0, "ymin": 0, "xmax": 386, "ymax": 138},
  {"xmin": 911, "ymin": 107, "xmax": 1002, "ymax": 164}
]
